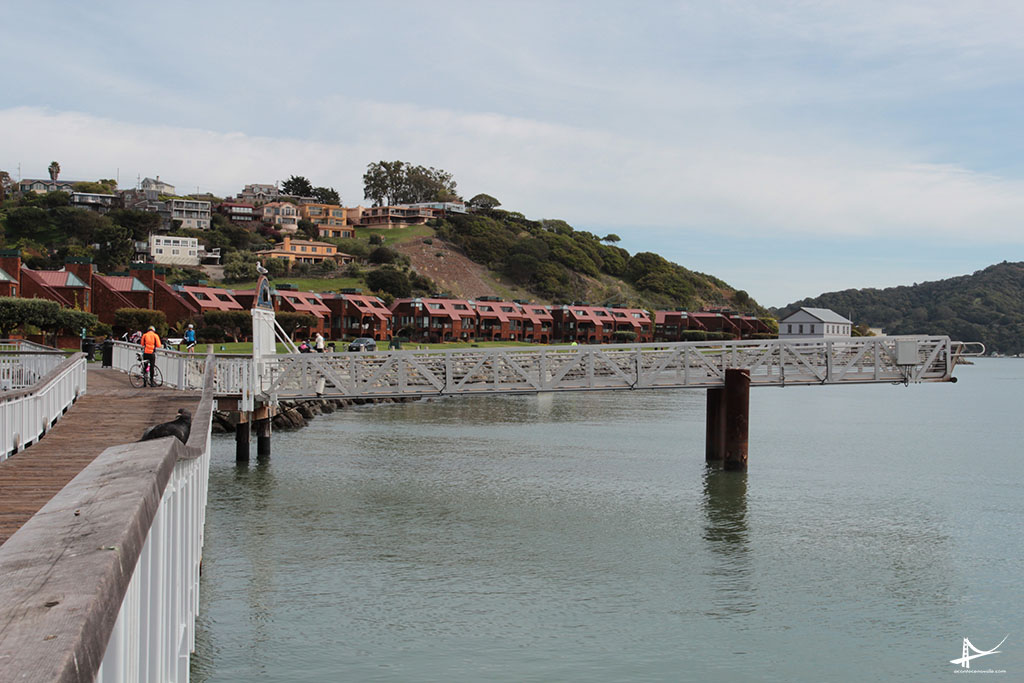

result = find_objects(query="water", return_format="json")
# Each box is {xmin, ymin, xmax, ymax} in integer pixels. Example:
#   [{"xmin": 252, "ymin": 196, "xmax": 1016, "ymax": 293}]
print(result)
[{"xmin": 192, "ymin": 359, "xmax": 1023, "ymax": 682}]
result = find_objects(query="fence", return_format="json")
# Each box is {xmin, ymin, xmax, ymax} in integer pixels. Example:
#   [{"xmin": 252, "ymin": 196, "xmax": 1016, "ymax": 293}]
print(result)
[{"xmin": 0, "ymin": 348, "xmax": 86, "ymax": 461}]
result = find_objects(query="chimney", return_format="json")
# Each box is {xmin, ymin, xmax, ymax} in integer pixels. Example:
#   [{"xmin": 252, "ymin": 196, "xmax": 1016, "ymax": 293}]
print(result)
[
  {"xmin": 64, "ymin": 257, "xmax": 94, "ymax": 289},
  {"xmin": 154, "ymin": 266, "xmax": 167, "ymax": 283},
  {"xmin": 0, "ymin": 249, "xmax": 21, "ymax": 283},
  {"xmin": 129, "ymin": 262, "xmax": 157, "ymax": 289}
]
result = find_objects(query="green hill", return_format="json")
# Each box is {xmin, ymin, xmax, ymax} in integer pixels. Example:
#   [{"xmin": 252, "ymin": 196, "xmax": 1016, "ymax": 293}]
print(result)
[
  {"xmin": 434, "ymin": 209, "xmax": 765, "ymax": 314},
  {"xmin": 776, "ymin": 261, "xmax": 1024, "ymax": 354}
]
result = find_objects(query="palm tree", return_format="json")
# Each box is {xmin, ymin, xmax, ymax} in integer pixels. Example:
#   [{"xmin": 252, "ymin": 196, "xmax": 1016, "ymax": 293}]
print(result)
[{"xmin": 48, "ymin": 161, "xmax": 61, "ymax": 181}]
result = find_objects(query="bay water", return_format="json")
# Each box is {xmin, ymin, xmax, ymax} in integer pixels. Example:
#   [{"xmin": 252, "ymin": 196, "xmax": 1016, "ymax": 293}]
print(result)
[{"xmin": 192, "ymin": 359, "xmax": 1023, "ymax": 682}]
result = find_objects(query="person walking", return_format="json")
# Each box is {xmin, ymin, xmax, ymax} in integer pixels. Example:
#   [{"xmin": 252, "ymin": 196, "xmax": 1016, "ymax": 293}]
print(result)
[
  {"xmin": 184, "ymin": 324, "xmax": 197, "ymax": 353},
  {"xmin": 141, "ymin": 325, "xmax": 162, "ymax": 386},
  {"xmin": 315, "ymin": 332, "xmax": 325, "ymax": 353}
]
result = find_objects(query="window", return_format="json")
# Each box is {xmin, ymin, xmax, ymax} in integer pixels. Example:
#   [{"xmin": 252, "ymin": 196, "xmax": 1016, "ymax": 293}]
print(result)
[
  {"xmin": 809, "ymin": 325, "xmax": 815, "ymax": 334},
  {"xmin": 786, "ymin": 324, "xmax": 792, "ymax": 333}
]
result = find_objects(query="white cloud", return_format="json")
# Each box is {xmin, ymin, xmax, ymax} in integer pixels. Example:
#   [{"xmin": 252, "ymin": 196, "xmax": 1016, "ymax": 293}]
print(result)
[{"xmin": 3, "ymin": 104, "xmax": 1024, "ymax": 247}]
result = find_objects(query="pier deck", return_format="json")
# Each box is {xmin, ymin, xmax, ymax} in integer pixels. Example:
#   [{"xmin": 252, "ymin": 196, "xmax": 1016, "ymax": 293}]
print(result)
[{"xmin": 0, "ymin": 366, "xmax": 199, "ymax": 547}]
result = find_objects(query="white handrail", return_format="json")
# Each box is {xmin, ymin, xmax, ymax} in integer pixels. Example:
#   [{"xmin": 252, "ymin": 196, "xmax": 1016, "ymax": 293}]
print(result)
[{"xmin": 0, "ymin": 353, "xmax": 86, "ymax": 460}]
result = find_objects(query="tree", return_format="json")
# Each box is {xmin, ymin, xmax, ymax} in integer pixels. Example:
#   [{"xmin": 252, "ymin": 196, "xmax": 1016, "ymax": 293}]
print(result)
[
  {"xmin": 280, "ymin": 175, "xmax": 313, "ymax": 197},
  {"xmin": 0, "ymin": 297, "xmax": 61, "ymax": 336},
  {"xmin": 468, "ymin": 193, "xmax": 501, "ymax": 209},
  {"xmin": 367, "ymin": 246, "xmax": 399, "ymax": 264},
  {"xmin": 297, "ymin": 219, "xmax": 320, "ymax": 241},
  {"xmin": 276, "ymin": 312, "xmax": 317, "ymax": 339},
  {"xmin": 363, "ymin": 160, "xmax": 407, "ymax": 206},
  {"xmin": 92, "ymin": 223, "xmax": 133, "ymax": 272},
  {"xmin": 202, "ymin": 310, "xmax": 252, "ymax": 342},
  {"xmin": 3, "ymin": 206, "xmax": 52, "ymax": 241},
  {"xmin": 0, "ymin": 170, "xmax": 11, "ymax": 202},
  {"xmin": 312, "ymin": 186, "xmax": 340, "ymax": 204},
  {"xmin": 602, "ymin": 234, "xmax": 621, "ymax": 243},
  {"xmin": 366, "ymin": 266, "xmax": 411, "ymax": 297},
  {"xmin": 72, "ymin": 180, "xmax": 117, "ymax": 194},
  {"xmin": 48, "ymin": 161, "xmax": 61, "ymax": 181},
  {"xmin": 363, "ymin": 160, "xmax": 459, "ymax": 206},
  {"xmin": 107, "ymin": 209, "xmax": 162, "ymax": 241},
  {"xmin": 223, "ymin": 250, "xmax": 259, "ymax": 282}
]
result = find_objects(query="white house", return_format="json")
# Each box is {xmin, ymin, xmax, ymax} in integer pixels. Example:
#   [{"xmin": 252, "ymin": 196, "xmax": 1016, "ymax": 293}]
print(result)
[
  {"xmin": 778, "ymin": 307, "xmax": 852, "ymax": 340},
  {"xmin": 141, "ymin": 176, "xmax": 176, "ymax": 195},
  {"xmin": 150, "ymin": 234, "xmax": 200, "ymax": 266}
]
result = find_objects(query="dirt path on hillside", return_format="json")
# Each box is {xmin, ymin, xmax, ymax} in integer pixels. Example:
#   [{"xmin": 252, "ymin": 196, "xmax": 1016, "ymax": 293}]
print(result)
[{"xmin": 394, "ymin": 238, "xmax": 517, "ymax": 300}]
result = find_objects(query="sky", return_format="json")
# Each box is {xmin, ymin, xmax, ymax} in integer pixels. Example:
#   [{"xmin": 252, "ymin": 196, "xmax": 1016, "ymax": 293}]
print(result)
[{"xmin": 3, "ymin": 1, "xmax": 1023, "ymax": 307}]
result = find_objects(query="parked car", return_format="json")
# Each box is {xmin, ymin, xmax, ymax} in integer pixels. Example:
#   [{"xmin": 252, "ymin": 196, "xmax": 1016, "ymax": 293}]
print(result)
[{"xmin": 347, "ymin": 337, "xmax": 377, "ymax": 352}]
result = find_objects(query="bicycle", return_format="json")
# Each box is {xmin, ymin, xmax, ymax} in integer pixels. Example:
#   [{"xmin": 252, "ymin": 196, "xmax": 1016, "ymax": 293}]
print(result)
[{"xmin": 128, "ymin": 353, "xmax": 163, "ymax": 388}]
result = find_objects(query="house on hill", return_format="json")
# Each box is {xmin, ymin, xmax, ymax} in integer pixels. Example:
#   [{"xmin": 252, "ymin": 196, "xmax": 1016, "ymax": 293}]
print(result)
[{"xmin": 778, "ymin": 307, "xmax": 852, "ymax": 340}]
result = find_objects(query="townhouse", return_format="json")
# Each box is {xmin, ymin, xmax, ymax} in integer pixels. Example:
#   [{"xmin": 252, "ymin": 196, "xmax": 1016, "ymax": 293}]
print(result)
[
  {"xmin": 323, "ymin": 291, "xmax": 392, "ymax": 341},
  {"xmin": 390, "ymin": 297, "xmax": 478, "ymax": 343}
]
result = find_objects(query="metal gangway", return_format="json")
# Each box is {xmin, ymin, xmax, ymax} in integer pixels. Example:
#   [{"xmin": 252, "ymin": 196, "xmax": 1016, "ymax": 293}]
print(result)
[{"xmin": 109, "ymin": 335, "xmax": 981, "ymax": 408}]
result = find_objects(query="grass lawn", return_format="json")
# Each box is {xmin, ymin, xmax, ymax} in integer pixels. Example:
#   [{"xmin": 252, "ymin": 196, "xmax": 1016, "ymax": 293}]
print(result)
[
  {"xmin": 216, "ymin": 276, "xmax": 365, "ymax": 293},
  {"xmin": 354, "ymin": 224, "xmax": 435, "ymax": 246}
]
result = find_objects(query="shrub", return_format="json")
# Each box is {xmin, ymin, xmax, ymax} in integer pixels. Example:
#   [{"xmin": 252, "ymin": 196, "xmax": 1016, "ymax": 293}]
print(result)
[{"xmin": 197, "ymin": 326, "xmax": 225, "ymax": 343}]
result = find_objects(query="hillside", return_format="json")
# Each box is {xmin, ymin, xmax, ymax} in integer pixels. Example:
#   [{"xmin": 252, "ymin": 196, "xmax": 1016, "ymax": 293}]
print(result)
[
  {"xmin": 425, "ymin": 209, "xmax": 765, "ymax": 314},
  {"xmin": 777, "ymin": 261, "xmax": 1024, "ymax": 354}
]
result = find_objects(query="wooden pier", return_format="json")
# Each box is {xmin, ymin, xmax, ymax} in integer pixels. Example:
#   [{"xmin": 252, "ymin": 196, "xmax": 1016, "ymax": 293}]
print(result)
[{"xmin": 0, "ymin": 366, "xmax": 199, "ymax": 547}]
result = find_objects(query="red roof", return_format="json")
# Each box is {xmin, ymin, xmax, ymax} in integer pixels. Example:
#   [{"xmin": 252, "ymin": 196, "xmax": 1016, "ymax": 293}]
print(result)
[
  {"xmin": 179, "ymin": 285, "xmax": 244, "ymax": 311},
  {"xmin": 474, "ymin": 301, "xmax": 521, "ymax": 323},
  {"xmin": 516, "ymin": 304, "xmax": 552, "ymax": 324},
  {"xmin": 278, "ymin": 291, "xmax": 330, "ymax": 318}
]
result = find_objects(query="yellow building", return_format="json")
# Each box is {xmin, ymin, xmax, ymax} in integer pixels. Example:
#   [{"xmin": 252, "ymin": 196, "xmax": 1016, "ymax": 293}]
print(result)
[
  {"xmin": 299, "ymin": 204, "xmax": 354, "ymax": 239},
  {"xmin": 257, "ymin": 236, "xmax": 350, "ymax": 265}
]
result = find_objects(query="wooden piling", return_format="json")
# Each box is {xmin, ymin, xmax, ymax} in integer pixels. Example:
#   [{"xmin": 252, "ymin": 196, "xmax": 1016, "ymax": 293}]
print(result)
[
  {"xmin": 705, "ymin": 387, "xmax": 725, "ymax": 462},
  {"xmin": 256, "ymin": 418, "xmax": 271, "ymax": 458},
  {"xmin": 723, "ymin": 368, "xmax": 750, "ymax": 471},
  {"xmin": 235, "ymin": 416, "xmax": 250, "ymax": 462}
]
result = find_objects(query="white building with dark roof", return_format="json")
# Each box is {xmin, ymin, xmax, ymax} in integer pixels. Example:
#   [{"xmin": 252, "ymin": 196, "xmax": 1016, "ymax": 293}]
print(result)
[{"xmin": 778, "ymin": 307, "xmax": 852, "ymax": 339}]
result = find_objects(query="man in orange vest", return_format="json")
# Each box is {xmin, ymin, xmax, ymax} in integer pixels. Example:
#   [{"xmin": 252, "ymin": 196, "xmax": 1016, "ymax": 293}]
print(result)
[{"xmin": 141, "ymin": 325, "xmax": 162, "ymax": 387}]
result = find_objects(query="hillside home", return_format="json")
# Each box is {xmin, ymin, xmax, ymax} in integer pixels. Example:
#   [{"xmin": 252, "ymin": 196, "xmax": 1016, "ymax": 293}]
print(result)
[
  {"xmin": 18, "ymin": 179, "xmax": 77, "ymax": 194},
  {"xmin": 219, "ymin": 202, "xmax": 257, "ymax": 224},
  {"xmin": 261, "ymin": 202, "xmax": 300, "ymax": 232},
  {"xmin": 238, "ymin": 183, "xmax": 280, "ymax": 204},
  {"xmin": 257, "ymin": 236, "xmax": 347, "ymax": 266},
  {"xmin": 169, "ymin": 199, "xmax": 211, "ymax": 230},
  {"xmin": 69, "ymin": 192, "xmax": 120, "ymax": 214},
  {"xmin": 150, "ymin": 235, "xmax": 201, "ymax": 267},
  {"xmin": 352, "ymin": 205, "xmax": 434, "ymax": 229},
  {"xmin": 141, "ymin": 176, "xmax": 176, "ymax": 195},
  {"xmin": 300, "ymin": 204, "xmax": 354, "ymax": 239},
  {"xmin": 778, "ymin": 307, "xmax": 852, "ymax": 340}
]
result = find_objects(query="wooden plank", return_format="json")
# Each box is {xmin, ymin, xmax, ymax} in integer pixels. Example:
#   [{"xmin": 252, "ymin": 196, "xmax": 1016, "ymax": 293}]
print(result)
[{"xmin": 0, "ymin": 367, "xmax": 199, "ymax": 547}]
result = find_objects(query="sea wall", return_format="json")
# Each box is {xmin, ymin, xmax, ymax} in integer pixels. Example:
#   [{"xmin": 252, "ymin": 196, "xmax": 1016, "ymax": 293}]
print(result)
[{"xmin": 211, "ymin": 396, "xmax": 420, "ymax": 433}]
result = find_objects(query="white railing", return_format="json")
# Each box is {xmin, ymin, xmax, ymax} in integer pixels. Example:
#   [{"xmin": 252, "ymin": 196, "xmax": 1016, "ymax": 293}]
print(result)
[
  {"xmin": 0, "ymin": 351, "xmax": 86, "ymax": 460},
  {"xmin": 95, "ymin": 399, "xmax": 211, "ymax": 683},
  {"xmin": 0, "ymin": 344, "xmax": 68, "ymax": 391},
  {"xmin": 222, "ymin": 335, "xmax": 964, "ymax": 400}
]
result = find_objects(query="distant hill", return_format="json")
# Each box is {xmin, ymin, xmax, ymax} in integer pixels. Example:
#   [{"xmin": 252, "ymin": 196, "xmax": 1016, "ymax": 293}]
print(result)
[{"xmin": 776, "ymin": 261, "xmax": 1024, "ymax": 354}]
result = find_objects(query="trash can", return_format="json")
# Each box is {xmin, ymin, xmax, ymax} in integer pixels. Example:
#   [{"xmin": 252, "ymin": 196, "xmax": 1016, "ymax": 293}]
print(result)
[
  {"xmin": 81, "ymin": 338, "xmax": 96, "ymax": 361},
  {"xmin": 101, "ymin": 339, "xmax": 114, "ymax": 367}
]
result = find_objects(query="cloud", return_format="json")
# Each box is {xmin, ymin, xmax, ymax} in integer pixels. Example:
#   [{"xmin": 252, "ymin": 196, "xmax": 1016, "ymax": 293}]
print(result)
[{"xmin": 4, "ymin": 104, "xmax": 1024, "ymax": 247}]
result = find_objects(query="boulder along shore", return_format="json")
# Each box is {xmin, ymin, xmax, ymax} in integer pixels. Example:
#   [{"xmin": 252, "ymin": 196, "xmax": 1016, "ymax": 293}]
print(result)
[{"xmin": 211, "ymin": 396, "xmax": 422, "ymax": 434}]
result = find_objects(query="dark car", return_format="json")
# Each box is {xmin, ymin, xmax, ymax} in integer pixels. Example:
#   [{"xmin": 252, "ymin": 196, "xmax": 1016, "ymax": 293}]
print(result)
[{"xmin": 347, "ymin": 337, "xmax": 377, "ymax": 352}]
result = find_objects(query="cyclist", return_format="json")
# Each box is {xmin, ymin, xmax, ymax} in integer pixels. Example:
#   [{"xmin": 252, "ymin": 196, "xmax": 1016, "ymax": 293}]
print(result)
[
  {"xmin": 184, "ymin": 323, "xmax": 196, "ymax": 353},
  {"xmin": 141, "ymin": 326, "xmax": 162, "ymax": 387}
]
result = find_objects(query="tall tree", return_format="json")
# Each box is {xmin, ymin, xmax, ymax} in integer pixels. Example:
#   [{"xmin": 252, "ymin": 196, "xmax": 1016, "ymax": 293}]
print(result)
[
  {"xmin": 280, "ymin": 175, "xmax": 313, "ymax": 197},
  {"xmin": 363, "ymin": 160, "xmax": 408, "ymax": 206},
  {"xmin": 48, "ymin": 161, "xmax": 61, "ymax": 181},
  {"xmin": 312, "ymin": 186, "xmax": 341, "ymax": 204},
  {"xmin": 0, "ymin": 170, "xmax": 11, "ymax": 202},
  {"xmin": 467, "ymin": 193, "xmax": 501, "ymax": 209}
]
